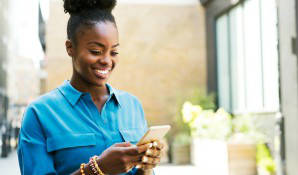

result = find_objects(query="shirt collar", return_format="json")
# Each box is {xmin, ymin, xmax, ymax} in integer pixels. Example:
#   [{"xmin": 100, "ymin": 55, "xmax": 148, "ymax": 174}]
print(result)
[
  {"xmin": 106, "ymin": 83, "xmax": 122, "ymax": 107},
  {"xmin": 58, "ymin": 80, "xmax": 121, "ymax": 107}
]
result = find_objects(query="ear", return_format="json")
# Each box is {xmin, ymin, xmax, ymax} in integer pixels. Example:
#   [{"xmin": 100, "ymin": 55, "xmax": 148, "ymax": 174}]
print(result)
[{"xmin": 65, "ymin": 40, "xmax": 74, "ymax": 57}]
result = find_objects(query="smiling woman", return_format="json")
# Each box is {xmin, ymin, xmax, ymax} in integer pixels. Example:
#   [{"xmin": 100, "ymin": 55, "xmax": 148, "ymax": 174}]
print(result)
[
  {"xmin": 67, "ymin": 22, "xmax": 119, "ymax": 88},
  {"xmin": 17, "ymin": 0, "xmax": 163, "ymax": 175}
]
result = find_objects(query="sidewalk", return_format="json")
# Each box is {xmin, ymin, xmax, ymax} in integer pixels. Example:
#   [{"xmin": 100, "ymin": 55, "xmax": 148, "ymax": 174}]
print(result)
[
  {"xmin": 0, "ymin": 150, "xmax": 20, "ymax": 175},
  {"xmin": 0, "ymin": 150, "xmax": 199, "ymax": 175}
]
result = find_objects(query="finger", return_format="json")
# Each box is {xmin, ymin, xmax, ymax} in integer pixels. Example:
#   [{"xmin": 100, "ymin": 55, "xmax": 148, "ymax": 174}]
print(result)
[
  {"xmin": 137, "ymin": 143, "xmax": 152, "ymax": 154},
  {"xmin": 145, "ymin": 149, "xmax": 161, "ymax": 157},
  {"xmin": 152, "ymin": 140, "xmax": 164, "ymax": 150},
  {"xmin": 141, "ymin": 163, "xmax": 157, "ymax": 170},
  {"xmin": 136, "ymin": 164, "xmax": 142, "ymax": 169},
  {"xmin": 128, "ymin": 154, "xmax": 143, "ymax": 163},
  {"xmin": 125, "ymin": 143, "xmax": 152, "ymax": 156},
  {"xmin": 125, "ymin": 144, "xmax": 150, "ymax": 156},
  {"xmin": 114, "ymin": 142, "xmax": 133, "ymax": 147},
  {"xmin": 123, "ymin": 145, "xmax": 139, "ymax": 155},
  {"xmin": 142, "ymin": 156, "xmax": 161, "ymax": 164}
]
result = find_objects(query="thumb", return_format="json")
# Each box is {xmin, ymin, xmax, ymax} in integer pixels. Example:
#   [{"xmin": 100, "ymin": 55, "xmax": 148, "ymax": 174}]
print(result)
[{"xmin": 113, "ymin": 142, "xmax": 133, "ymax": 147}]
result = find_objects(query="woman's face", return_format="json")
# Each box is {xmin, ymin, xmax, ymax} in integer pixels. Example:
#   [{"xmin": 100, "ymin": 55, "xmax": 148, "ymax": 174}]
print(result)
[{"xmin": 66, "ymin": 21, "xmax": 119, "ymax": 87}]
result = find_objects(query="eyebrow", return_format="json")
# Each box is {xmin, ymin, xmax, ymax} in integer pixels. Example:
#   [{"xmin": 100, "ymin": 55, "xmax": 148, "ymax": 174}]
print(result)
[
  {"xmin": 87, "ymin": 42, "xmax": 119, "ymax": 48},
  {"xmin": 112, "ymin": 43, "xmax": 120, "ymax": 48}
]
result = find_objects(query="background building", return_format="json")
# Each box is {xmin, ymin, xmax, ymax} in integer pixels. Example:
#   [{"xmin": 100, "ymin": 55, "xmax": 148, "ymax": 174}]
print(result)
[
  {"xmin": 0, "ymin": 0, "xmax": 48, "ymax": 157},
  {"xmin": 200, "ymin": 0, "xmax": 298, "ymax": 174}
]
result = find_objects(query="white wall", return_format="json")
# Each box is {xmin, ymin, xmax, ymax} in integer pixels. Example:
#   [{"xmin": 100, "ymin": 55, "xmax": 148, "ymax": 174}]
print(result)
[{"xmin": 277, "ymin": 0, "xmax": 298, "ymax": 174}]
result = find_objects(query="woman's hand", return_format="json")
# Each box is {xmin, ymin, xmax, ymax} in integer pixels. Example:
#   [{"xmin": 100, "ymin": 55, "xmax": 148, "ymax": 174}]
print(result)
[
  {"xmin": 96, "ymin": 142, "xmax": 149, "ymax": 174},
  {"xmin": 136, "ymin": 140, "xmax": 164, "ymax": 175}
]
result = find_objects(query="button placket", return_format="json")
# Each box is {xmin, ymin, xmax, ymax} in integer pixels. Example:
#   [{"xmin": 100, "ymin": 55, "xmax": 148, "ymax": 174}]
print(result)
[{"xmin": 82, "ymin": 93, "xmax": 102, "ymax": 127}]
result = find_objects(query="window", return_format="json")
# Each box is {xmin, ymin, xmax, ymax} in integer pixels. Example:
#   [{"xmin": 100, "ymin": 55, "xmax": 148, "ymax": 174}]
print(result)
[{"xmin": 215, "ymin": 0, "xmax": 279, "ymax": 114}]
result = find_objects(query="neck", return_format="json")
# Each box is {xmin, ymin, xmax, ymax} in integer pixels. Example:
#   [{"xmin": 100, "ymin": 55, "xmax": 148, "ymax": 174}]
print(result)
[{"xmin": 70, "ymin": 74, "xmax": 109, "ymax": 102}]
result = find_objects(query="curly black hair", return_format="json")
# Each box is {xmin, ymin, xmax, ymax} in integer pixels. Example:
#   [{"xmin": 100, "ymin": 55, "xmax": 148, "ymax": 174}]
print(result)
[{"xmin": 63, "ymin": 0, "xmax": 117, "ymax": 44}]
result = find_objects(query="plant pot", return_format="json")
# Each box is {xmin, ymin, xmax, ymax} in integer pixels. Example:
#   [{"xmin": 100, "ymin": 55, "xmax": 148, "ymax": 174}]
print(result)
[
  {"xmin": 228, "ymin": 143, "xmax": 257, "ymax": 175},
  {"xmin": 191, "ymin": 138, "xmax": 229, "ymax": 175},
  {"xmin": 171, "ymin": 143, "xmax": 190, "ymax": 164}
]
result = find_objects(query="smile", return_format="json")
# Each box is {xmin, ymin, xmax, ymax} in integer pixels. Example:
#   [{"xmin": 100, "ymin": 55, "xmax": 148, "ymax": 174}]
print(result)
[
  {"xmin": 95, "ymin": 69, "xmax": 109, "ymax": 75},
  {"xmin": 93, "ymin": 68, "xmax": 111, "ymax": 79}
]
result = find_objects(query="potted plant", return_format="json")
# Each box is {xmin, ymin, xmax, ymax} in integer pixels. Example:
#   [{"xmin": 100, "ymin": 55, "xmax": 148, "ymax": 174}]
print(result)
[
  {"xmin": 181, "ymin": 102, "xmax": 232, "ymax": 175},
  {"xmin": 170, "ymin": 90, "xmax": 216, "ymax": 165},
  {"xmin": 180, "ymin": 101, "xmax": 276, "ymax": 175}
]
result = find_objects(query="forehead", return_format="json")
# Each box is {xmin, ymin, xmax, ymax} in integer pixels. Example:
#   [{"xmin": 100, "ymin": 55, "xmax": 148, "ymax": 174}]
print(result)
[{"xmin": 76, "ymin": 21, "xmax": 118, "ymax": 45}]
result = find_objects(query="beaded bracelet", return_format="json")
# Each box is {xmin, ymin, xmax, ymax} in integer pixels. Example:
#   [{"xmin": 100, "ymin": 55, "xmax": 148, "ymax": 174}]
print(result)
[
  {"xmin": 92, "ymin": 156, "xmax": 105, "ymax": 175},
  {"xmin": 89, "ymin": 157, "xmax": 99, "ymax": 175},
  {"xmin": 80, "ymin": 163, "xmax": 86, "ymax": 175}
]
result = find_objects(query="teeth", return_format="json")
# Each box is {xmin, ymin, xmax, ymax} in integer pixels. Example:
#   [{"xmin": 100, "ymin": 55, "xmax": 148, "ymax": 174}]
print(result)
[{"xmin": 96, "ymin": 69, "xmax": 109, "ymax": 75}]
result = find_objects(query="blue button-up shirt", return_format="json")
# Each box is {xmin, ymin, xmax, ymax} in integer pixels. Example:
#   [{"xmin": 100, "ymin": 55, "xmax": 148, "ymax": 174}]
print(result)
[{"xmin": 17, "ymin": 81, "xmax": 148, "ymax": 175}]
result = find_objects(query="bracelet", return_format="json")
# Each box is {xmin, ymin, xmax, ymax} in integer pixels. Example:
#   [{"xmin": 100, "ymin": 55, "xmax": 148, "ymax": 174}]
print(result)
[
  {"xmin": 92, "ymin": 156, "xmax": 105, "ymax": 175},
  {"xmin": 80, "ymin": 163, "xmax": 86, "ymax": 175},
  {"xmin": 89, "ymin": 157, "xmax": 99, "ymax": 175}
]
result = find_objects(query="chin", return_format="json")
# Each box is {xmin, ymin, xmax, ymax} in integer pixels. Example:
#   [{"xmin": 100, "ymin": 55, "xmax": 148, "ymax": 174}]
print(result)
[{"xmin": 94, "ymin": 79, "xmax": 108, "ymax": 87}]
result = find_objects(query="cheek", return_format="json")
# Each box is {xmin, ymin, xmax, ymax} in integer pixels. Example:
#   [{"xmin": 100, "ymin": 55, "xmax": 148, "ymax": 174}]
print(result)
[
  {"xmin": 73, "ymin": 56, "xmax": 90, "ymax": 74},
  {"xmin": 112, "ymin": 58, "xmax": 118, "ymax": 69}
]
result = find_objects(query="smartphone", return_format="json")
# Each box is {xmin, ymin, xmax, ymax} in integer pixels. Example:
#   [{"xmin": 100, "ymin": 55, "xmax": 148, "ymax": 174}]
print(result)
[{"xmin": 136, "ymin": 125, "xmax": 171, "ymax": 146}]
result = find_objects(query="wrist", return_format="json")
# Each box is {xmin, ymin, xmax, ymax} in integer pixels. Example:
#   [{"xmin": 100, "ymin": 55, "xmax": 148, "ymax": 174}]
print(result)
[
  {"xmin": 83, "ymin": 163, "xmax": 95, "ymax": 175},
  {"xmin": 96, "ymin": 156, "xmax": 107, "ymax": 174}
]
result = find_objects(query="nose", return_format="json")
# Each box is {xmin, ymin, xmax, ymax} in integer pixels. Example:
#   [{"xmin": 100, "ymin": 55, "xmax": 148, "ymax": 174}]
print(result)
[{"xmin": 99, "ymin": 54, "xmax": 111, "ymax": 65}]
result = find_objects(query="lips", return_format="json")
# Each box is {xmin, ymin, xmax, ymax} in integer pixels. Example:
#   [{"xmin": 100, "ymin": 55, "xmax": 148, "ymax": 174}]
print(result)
[{"xmin": 93, "ymin": 68, "xmax": 111, "ymax": 79}]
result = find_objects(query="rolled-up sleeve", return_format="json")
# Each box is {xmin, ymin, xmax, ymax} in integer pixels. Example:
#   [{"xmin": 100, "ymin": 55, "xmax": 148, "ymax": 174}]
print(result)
[{"xmin": 17, "ymin": 105, "xmax": 57, "ymax": 175}]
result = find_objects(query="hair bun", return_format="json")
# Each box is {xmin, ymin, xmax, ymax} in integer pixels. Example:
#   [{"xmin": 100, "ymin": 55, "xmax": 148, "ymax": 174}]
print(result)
[{"xmin": 63, "ymin": 0, "xmax": 117, "ymax": 15}]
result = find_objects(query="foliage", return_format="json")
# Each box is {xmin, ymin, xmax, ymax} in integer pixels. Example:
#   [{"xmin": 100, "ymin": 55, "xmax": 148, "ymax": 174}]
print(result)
[
  {"xmin": 229, "ymin": 114, "xmax": 267, "ymax": 144},
  {"xmin": 181, "ymin": 102, "xmax": 232, "ymax": 140},
  {"xmin": 174, "ymin": 90, "xmax": 216, "ymax": 136},
  {"xmin": 256, "ymin": 143, "xmax": 276, "ymax": 173},
  {"xmin": 187, "ymin": 89, "xmax": 216, "ymax": 110}
]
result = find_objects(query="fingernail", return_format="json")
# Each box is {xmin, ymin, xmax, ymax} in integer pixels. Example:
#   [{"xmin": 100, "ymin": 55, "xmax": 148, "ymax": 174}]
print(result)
[
  {"xmin": 148, "ymin": 143, "xmax": 153, "ymax": 148},
  {"xmin": 146, "ymin": 149, "xmax": 152, "ymax": 155},
  {"xmin": 153, "ymin": 141, "xmax": 158, "ymax": 147},
  {"xmin": 142, "ymin": 156, "xmax": 148, "ymax": 163}
]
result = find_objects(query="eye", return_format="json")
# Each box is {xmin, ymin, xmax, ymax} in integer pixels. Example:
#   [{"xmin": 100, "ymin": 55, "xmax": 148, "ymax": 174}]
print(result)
[
  {"xmin": 90, "ymin": 50, "xmax": 103, "ymax": 55},
  {"xmin": 111, "ymin": 51, "xmax": 119, "ymax": 57}
]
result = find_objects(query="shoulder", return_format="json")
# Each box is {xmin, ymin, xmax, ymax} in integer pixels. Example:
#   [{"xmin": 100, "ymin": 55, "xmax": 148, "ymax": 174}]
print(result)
[
  {"xmin": 24, "ymin": 88, "xmax": 67, "ymax": 121},
  {"xmin": 20, "ymin": 89, "xmax": 62, "ymax": 135},
  {"xmin": 28, "ymin": 88, "xmax": 63, "ymax": 109}
]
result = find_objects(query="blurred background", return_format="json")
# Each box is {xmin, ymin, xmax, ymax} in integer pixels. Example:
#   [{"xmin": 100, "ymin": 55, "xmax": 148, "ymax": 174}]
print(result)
[{"xmin": 0, "ymin": 0, "xmax": 297, "ymax": 175}]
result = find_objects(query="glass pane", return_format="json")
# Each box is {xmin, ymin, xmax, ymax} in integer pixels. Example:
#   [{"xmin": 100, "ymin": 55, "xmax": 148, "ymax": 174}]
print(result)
[
  {"xmin": 243, "ymin": 0, "xmax": 264, "ymax": 111},
  {"xmin": 260, "ymin": 0, "xmax": 280, "ymax": 111},
  {"xmin": 229, "ymin": 5, "xmax": 246, "ymax": 113},
  {"xmin": 216, "ymin": 15, "xmax": 231, "ymax": 112}
]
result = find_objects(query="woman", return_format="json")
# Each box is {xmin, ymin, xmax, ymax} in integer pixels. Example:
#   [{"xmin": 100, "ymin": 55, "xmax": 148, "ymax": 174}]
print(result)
[{"xmin": 17, "ymin": 0, "xmax": 163, "ymax": 174}]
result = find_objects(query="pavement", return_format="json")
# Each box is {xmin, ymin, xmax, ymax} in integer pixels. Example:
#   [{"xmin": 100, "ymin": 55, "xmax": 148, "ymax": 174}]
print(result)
[
  {"xmin": 0, "ymin": 150, "xmax": 20, "ymax": 175},
  {"xmin": 0, "ymin": 150, "xmax": 199, "ymax": 175}
]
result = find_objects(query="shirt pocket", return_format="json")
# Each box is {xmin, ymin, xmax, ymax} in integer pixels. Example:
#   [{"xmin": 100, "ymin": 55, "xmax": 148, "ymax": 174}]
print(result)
[
  {"xmin": 119, "ymin": 128, "xmax": 145, "ymax": 145},
  {"xmin": 46, "ymin": 133, "xmax": 96, "ymax": 152}
]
